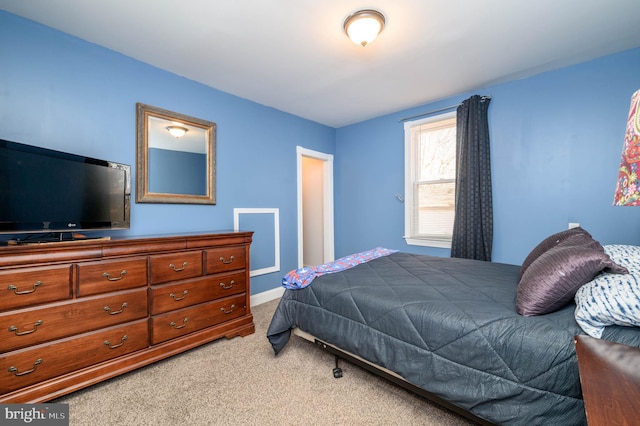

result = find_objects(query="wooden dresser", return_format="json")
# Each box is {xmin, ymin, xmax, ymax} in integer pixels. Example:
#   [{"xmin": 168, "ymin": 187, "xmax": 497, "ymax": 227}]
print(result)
[
  {"xmin": 0, "ymin": 231, "xmax": 254, "ymax": 403},
  {"xmin": 575, "ymin": 335, "xmax": 640, "ymax": 425}
]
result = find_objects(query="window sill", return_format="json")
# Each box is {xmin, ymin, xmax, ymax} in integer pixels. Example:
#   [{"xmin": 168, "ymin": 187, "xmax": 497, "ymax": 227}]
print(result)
[{"xmin": 404, "ymin": 237, "xmax": 451, "ymax": 249}]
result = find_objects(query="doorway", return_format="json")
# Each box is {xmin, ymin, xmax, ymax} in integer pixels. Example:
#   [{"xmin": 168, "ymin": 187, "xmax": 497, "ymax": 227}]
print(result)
[{"xmin": 297, "ymin": 146, "xmax": 334, "ymax": 268}]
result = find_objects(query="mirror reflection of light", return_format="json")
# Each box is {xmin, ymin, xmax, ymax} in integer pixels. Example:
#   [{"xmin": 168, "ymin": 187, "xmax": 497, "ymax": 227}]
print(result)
[{"xmin": 166, "ymin": 125, "xmax": 189, "ymax": 138}]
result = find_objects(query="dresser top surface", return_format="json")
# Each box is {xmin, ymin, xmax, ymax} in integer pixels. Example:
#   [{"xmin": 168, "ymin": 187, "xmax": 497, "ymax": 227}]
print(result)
[{"xmin": 0, "ymin": 230, "xmax": 253, "ymax": 267}]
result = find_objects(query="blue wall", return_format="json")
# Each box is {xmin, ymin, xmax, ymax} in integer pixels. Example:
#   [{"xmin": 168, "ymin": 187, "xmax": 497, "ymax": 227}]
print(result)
[
  {"xmin": 2, "ymin": 10, "xmax": 640, "ymax": 294},
  {"xmin": 0, "ymin": 11, "xmax": 336, "ymax": 295},
  {"xmin": 335, "ymin": 47, "xmax": 640, "ymax": 265}
]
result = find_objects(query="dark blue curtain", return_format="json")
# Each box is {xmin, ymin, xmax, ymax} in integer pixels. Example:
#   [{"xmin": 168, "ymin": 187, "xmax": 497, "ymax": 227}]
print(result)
[{"xmin": 451, "ymin": 95, "xmax": 493, "ymax": 261}]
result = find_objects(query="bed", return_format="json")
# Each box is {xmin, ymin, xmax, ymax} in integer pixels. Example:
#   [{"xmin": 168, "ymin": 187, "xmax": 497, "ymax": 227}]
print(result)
[{"xmin": 267, "ymin": 230, "xmax": 640, "ymax": 425}]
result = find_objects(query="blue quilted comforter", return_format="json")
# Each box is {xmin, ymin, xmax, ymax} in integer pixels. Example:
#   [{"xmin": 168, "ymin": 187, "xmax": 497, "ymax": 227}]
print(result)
[{"xmin": 266, "ymin": 252, "xmax": 640, "ymax": 425}]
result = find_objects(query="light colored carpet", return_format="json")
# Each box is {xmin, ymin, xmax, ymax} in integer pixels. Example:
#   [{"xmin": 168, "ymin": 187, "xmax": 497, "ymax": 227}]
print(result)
[{"xmin": 55, "ymin": 299, "xmax": 478, "ymax": 425}]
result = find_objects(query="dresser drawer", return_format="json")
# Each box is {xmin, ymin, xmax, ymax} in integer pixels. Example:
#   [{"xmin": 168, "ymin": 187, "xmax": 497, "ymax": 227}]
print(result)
[
  {"xmin": 0, "ymin": 265, "xmax": 72, "ymax": 312},
  {"xmin": 150, "ymin": 251, "xmax": 203, "ymax": 284},
  {"xmin": 0, "ymin": 319, "xmax": 148, "ymax": 395},
  {"xmin": 150, "ymin": 272, "xmax": 246, "ymax": 315},
  {"xmin": 77, "ymin": 257, "xmax": 148, "ymax": 296},
  {"xmin": 0, "ymin": 288, "xmax": 148, "ymax": 352},
  {"xmin": 150, "ymin": 294, "xmax": 247, "ymax": 345},
  {"xmin": 205, "ymin": 246, "xmax": 246, "ymax": 274}
]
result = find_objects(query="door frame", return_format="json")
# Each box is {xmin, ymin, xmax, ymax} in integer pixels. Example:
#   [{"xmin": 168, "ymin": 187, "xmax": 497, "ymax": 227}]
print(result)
[{"xmin": 296, "ymin": 146, "xmax": 335, "ymax": 268}]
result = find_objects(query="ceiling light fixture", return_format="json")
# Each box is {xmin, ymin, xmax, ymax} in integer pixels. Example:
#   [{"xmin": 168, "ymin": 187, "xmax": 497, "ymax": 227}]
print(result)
[
  {"xmin": 166, "ymin": 125, "xmax": 188, "ymax": 138},
  {"xmin": 344, "ymin": 9, "xmax": 385, "ymax": 47}
]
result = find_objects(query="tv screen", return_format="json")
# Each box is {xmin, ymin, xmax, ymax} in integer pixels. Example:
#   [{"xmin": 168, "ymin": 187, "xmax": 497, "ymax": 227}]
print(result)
[{"xmin": 0, "ymin": 139, "xmax": 130, "ymax": 238}]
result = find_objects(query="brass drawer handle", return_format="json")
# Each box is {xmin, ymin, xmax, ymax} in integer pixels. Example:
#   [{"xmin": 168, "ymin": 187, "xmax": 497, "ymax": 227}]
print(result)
[
  {"xmin": 219, "ymin": 280, "xmax": 235, "ymax": 290},
  {"xmin": 103, "ymin": 270, "xmax": 127, "ymax": 281},
  {"xmin": 104, "ymin": 302, "xmax": 128, "ymax": 315},
  {"xmin": 219, "ymin": 256, "xmax": 234, "ymax": 265},
  {"xmin": 104, "ymin": 335, "xmax": 128, "ymax": 349},
  {"xmin": 220, "ymin": 304, "xmax": 236, "ymax": 314},
  {"xmin": 170, "ymin": 290, "xmax": 189, "ymax": 301},
  {"xmin": 170, "ymin": 318, "xmax": 188, "ymax": 329},
  {"xmin": 169, "ymin": 262, "xmax": 188, "ymax": 272},
  {"xmin": 8, "ymin": 359, "xmax": 43, "ymax": 376},
  {"xmin": 7, "ymin": 281, "xmax": 42, "ymax": 295},
  {"xmin": 8, "ymin": 320, "xmax": 44, "ymax": 336}
]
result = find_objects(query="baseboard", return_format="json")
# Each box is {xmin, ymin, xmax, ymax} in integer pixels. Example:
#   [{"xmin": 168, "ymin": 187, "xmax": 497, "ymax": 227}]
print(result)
[{"xmin": 251, "ymin": 286, "xmax": 285, "ymax": 306}]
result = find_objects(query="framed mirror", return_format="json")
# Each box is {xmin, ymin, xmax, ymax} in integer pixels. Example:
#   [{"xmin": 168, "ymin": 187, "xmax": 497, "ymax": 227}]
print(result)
[{"xmin": 136, "ymin": 103, "xmax": 216, "ymax": 204}]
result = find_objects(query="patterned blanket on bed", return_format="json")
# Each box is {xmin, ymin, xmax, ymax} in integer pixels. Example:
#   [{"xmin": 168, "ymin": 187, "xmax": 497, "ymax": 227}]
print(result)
[{"xmin": 281, "ymin": 247, "xmax": 398, "ymax": 289}]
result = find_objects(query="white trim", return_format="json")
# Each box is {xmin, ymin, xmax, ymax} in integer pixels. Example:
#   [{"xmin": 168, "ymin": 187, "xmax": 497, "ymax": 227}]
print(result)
[
  {"xmin": 296, "ymin": 146, "xmax": 335, "ymax": 268},
  {"xmin": 403, "ymin": 120, "xmax": 413, "ymax": 245},
  {"xmin": 403, "ymin": 237, "xmax": 452, "ymax": 249},
  {"xmin": 403, "ymin": 111, "xmax": 456, "ymax": 248},
  {"xmin": 234, "ymin": 208, "xmax": 280, "ymax": 277},
  {"xmin": 250, "ymin": 286, "xmax": 285, "ymax": 307}
]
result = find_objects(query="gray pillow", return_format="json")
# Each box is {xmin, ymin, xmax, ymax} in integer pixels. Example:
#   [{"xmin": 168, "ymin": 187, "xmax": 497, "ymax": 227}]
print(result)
[
  {"xmin": 520, "ymin": 227, "xmax": 592, "ymax": 278},
  {"xmin": 516, "ymin": 245, "xmax": 628, "ymax": 316}
]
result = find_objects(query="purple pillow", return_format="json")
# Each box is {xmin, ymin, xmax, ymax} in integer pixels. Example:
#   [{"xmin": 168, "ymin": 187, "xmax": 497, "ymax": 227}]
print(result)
[
  {"xmin": 516, "ymin": 245, "xmax": 628, "ymax": 316},
  {"xmin": 520, "ymin": 227, "xmax": 594, "ymax": 278}
]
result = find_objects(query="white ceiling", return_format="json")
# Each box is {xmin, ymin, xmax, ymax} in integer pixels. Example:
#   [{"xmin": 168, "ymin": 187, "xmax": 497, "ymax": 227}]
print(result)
[{"xmin": 2, "ymin": 0, "xmax": 640, "ymax": 128}]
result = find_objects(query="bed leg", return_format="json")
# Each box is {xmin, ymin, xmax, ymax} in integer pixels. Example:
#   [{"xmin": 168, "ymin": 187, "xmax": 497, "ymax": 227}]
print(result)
[{"xmin": 333, "ymin": 355, "xmax": 343, "ymax": 378}]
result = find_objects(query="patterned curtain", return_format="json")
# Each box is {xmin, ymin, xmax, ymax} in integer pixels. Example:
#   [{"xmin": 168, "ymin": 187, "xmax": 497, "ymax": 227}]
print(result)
[{"xmin": 451, "ymin": 95, "xmax": 493, "ymax": 261}]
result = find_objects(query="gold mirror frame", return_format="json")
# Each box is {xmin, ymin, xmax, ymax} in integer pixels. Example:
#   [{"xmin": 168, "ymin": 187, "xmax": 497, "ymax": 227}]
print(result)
[{"xmin": 136, "ymin": 103, "xmax": 216, "ymax": 204}]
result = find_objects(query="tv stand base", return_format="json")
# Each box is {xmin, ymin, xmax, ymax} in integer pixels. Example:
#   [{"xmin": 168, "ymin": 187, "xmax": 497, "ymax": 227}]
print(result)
[{"xmin": 7, "ymin": 233, "xmax": 111, "ymax": 245}]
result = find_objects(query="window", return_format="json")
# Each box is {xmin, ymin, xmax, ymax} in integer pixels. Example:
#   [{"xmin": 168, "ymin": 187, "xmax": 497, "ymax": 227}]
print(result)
[{"xmin": 404, "ymin": 112, "xmax": 457, "ymax": 248}]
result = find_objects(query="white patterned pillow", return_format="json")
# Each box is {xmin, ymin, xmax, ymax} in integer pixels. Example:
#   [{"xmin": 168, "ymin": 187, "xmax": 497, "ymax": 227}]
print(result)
[
  {"xmin": 574, "ymin": 255, "xmax": 640, "ymax": 338},
  {"xmin": 604, "ymin": 244, "xmax": 640, "ymax": 263},
  {"xmin": 602, "ymin": 245, "xmax": 640, "ymax": 278}
]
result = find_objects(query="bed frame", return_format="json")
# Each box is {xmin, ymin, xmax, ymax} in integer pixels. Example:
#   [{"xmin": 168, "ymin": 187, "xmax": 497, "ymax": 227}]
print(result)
[{"xmin": 293, "ymin": 328, "xmax": 495, "ymax": 426}]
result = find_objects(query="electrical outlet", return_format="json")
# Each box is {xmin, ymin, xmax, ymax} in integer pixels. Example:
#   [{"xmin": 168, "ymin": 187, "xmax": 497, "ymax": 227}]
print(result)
[{"xmin": 568, "ymin": 222, "xmax": 580, "ymax": 229}]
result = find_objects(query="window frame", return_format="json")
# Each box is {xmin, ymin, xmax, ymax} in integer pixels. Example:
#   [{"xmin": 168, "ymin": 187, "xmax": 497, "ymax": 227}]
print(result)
[{"xmin": 403, "ymin": 111, "xmax": 457, "ymax": 248}]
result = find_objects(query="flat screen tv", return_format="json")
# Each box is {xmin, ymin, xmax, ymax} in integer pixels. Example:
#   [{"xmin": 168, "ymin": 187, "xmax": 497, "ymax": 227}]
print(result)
[{"xmin": 0, "ymin": 138, "xmax": 131, "ymax": 242}]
